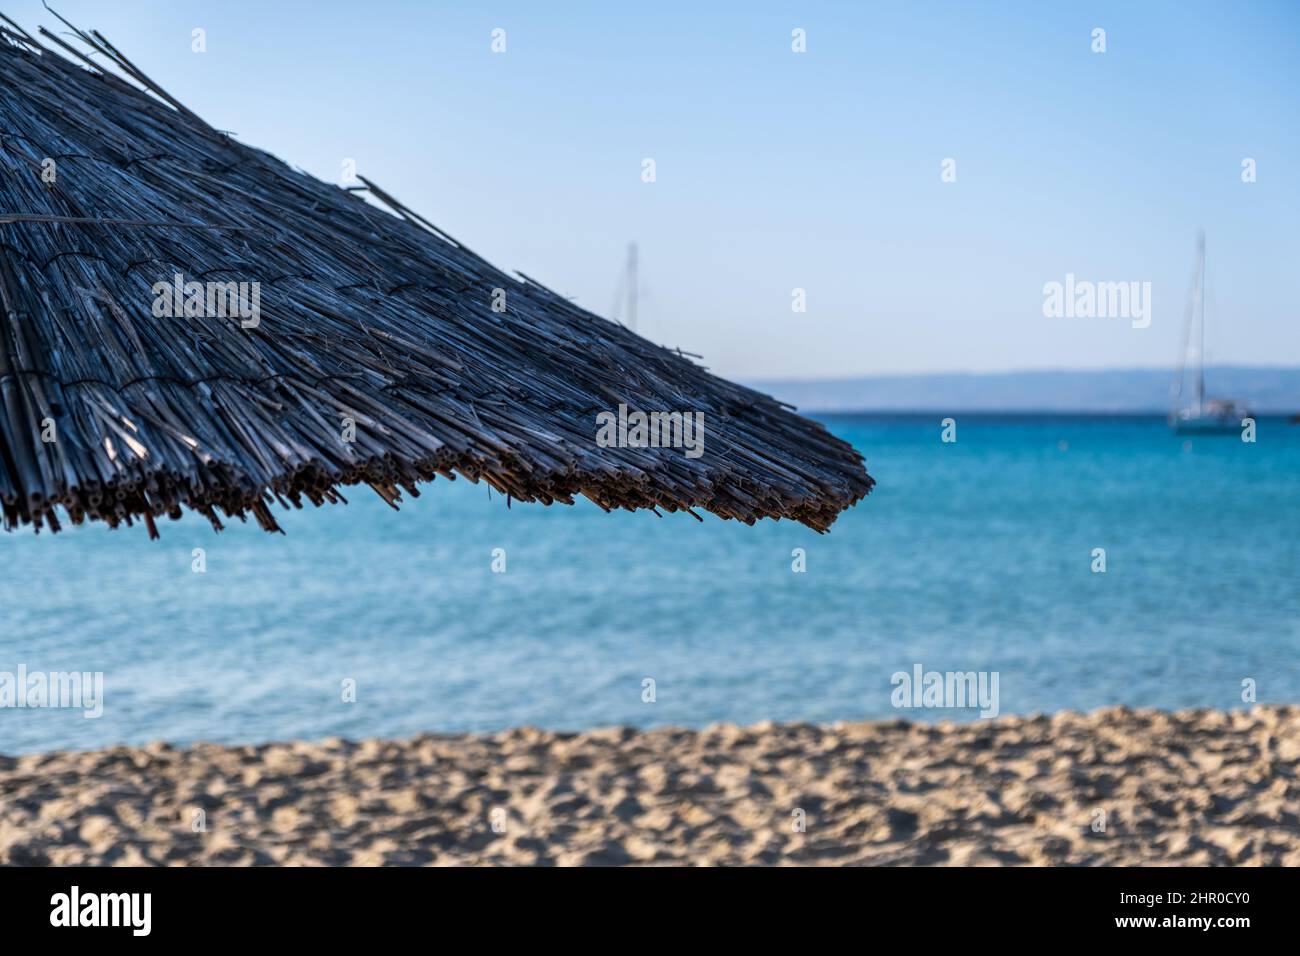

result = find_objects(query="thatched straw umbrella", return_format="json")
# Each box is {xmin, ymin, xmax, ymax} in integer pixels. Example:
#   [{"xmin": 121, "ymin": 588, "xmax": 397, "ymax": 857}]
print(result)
[{"xmin": 0, "ymin": 12, "xmax": 872, "ymax": 537}]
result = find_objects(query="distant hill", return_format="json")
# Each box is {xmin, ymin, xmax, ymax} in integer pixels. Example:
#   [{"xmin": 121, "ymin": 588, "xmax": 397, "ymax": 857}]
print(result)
[{"xmin": 751, "ymin": 367, "xmax": 1300, "ymax": 414}]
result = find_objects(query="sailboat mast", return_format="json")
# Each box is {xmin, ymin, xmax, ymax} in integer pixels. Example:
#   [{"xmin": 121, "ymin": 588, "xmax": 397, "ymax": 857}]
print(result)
[
  {"xmin": 625, "ymin": 242, "xmax": 638, "ymax": 333},
  {"xmin": 1197, "ymin": 231, "xmax": 1206, "ymax": 413}
]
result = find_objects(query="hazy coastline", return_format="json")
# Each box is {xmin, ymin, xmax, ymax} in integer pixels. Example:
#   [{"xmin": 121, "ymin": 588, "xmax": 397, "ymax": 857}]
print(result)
[{"xmin": 753, "ymin": 366, "xmax": 1300, "ymax": 414}]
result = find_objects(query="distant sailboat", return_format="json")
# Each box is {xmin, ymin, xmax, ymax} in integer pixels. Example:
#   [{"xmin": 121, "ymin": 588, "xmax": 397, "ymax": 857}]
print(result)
[
  {"xmin": 610, "ymin": 241, "xmax": 638, "ymax": 332},
  {"xmin": 1170, "ymin": 232, "xmax": 1250, "ymax": 434}
]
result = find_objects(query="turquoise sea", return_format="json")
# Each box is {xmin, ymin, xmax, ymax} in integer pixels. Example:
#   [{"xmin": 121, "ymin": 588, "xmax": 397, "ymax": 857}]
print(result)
[{"xmin": 2, "ymin": 414, "xmax": 1298, "ymax": 754}]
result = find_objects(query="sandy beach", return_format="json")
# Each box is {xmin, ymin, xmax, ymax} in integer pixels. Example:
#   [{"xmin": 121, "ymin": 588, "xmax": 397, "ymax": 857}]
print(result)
[{"xmin": 1, "ymin": 705, "xmax": 1297, "ymax": 866}]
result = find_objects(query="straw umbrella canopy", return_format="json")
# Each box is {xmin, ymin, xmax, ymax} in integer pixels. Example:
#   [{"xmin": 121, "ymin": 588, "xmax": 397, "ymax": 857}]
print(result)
[{"xmin": 0, "ymin": 14, "xmax": 873, "ymax": 537}]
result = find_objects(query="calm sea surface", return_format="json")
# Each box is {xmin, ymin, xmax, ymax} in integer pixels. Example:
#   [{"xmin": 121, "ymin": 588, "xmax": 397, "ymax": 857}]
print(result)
[{"xmin": 2, "ymin": 414, "xmax": 1298, "ymax": 753}]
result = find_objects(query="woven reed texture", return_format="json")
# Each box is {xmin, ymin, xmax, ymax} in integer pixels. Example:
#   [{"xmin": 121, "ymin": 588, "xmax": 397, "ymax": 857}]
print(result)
[{"xmin": 0, "ymin": 13, "xmax": 873, "ymax": 536}]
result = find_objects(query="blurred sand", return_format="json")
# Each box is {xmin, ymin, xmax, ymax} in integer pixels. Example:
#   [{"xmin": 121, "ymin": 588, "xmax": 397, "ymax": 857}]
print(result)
[{"xmin": 2, "ymin": 705, "xmax": 1297, "ymax": 866}]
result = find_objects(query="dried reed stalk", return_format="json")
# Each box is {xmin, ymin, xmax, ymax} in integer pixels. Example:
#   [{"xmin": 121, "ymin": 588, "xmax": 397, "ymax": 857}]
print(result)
[{"xmin": 0, "ymin": 13, "xmax": 873, "ymax": 537}]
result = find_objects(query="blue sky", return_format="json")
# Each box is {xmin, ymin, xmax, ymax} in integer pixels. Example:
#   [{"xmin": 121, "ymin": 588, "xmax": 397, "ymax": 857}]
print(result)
[{"xmin": 6, "ymin": 0, "xmax": 1298, "ymax": 379}]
